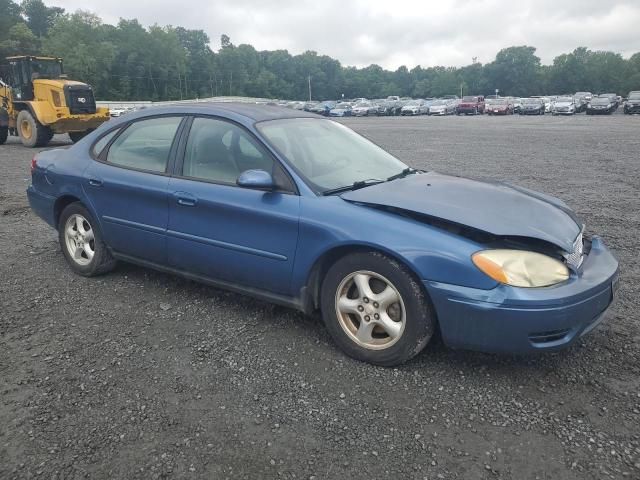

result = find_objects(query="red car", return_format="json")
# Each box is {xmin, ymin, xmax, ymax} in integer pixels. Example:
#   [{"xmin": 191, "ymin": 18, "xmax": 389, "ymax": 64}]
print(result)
[
  {"xmin": 456, "ymin": 95, "xmax": 485, "ymax": 115},
  {"xmin": 487, "ymin": 99, "xmax": 514, "ymax": 115}
]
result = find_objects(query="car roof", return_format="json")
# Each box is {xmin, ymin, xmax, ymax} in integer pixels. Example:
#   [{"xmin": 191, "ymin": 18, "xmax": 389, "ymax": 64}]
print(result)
[{"xmin": 113, "ymin": 102, "xmax": 318, "ymax": 126}]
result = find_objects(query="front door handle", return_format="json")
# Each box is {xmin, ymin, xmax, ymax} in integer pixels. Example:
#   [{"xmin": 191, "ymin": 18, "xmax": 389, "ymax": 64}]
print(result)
[
  {"xmin": 88, "ymin": 178, "xmax": 103, "ymax": 187},
  {"xmin": 173, "ymin": 192, "xmax": 198, "ymax": 207}
]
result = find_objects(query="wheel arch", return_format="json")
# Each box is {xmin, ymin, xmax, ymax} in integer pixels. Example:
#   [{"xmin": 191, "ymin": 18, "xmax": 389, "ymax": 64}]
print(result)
[
  {"xmin": 304, "ymin": 243, "xmax": 434, "ymax": 314},
  {"xmin": 53, "ymin": 195, "xmax": 83, "ymax": 227}
]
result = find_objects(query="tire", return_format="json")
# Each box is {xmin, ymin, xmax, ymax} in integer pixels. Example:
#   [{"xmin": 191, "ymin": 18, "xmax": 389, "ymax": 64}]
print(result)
[
  {"xmin": 58, "ymin": 202, "xmax": 116, "ymax": 277},
  {"xmin": 17, "ymin": 110, "xmax": 51, "ymax": 148},
  {"xmin": 320, "ymin": 251, "xmax": 435, "ymax": 366},
  {"xmin": 68, "ymin": 129, "xmax": 93, "ymax": 143},
  {"xmin": 0, "ymin": 126, "xmax": 7, "ymax": 145}
]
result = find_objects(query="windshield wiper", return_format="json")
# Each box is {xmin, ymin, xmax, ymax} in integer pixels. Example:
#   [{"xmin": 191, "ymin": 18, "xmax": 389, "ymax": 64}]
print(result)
[
  {"xmin": 322, "ymin": 178, "xmax": 385, "ymax": 196},
  {"xmin": 387, "ymin": 167, "xmax": 418, "ymax": 182}
]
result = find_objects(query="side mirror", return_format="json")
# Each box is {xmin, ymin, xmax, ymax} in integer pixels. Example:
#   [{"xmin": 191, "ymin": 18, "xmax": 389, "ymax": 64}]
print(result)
[{"xmin": 236, "ymin": 169, "xmax": 275, "ymax": 190}]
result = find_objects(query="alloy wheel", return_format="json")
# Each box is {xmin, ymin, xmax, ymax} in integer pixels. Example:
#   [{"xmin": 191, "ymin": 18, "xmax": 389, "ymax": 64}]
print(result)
[
  {"xmin": 334, "ymin": 270, "xmax": 406, "ymax": 350},
  {"xmin": 64, "ymin": 214, "xmax": 95, "ymax": 266}
]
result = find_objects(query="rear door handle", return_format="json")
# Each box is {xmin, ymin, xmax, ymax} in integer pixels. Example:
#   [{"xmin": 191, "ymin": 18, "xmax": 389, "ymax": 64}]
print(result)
[
  {"xmin": 88, "ymin": 178, "xmax": 103, "ymax": 187},
  {"xmin": 173, "ymin": 192, "xmax": 198, "ymax": 207}
]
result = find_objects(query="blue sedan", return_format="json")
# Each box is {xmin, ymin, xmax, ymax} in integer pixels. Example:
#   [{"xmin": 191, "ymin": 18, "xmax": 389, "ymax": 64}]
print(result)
[{"xmin": 27, "ymin": 104, "xmax": 619, "ymax": 366}]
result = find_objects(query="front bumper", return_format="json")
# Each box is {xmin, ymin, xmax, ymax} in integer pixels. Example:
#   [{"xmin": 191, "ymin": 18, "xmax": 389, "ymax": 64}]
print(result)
[
  {"xmin": 424, "ymin": 236, "xmax": 619, "ymax": 354},
  {"xmin": 624, "ymin": 104, "xmax": 640, "ymax": 113}
]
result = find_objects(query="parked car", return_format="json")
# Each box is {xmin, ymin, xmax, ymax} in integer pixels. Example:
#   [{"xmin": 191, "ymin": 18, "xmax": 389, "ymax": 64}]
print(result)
[
  {"xmin": 386, "ymin": 96, "xmax": 400, "ymax": 101},
  {"xmin": 520, "ymin": 98, "xmax": 545, "ymax": 115},
  {"xmin": 310, "ymin": 101, "xmax": 336, "ymax": 116},
  {"xmin": 456, "ymin": 95, "xmax": 485, "ymax": 115},
  {"xmin": 486, "ymin": 98, "xmax": 514, "ymax": 115},
  {"xmin": 428, "ymin": 99, "xmax": 456, "ymax": 116},
  {"xmin": 351, "ymin": 102, "xmax": 378, "ymax": 117},
  {"xmin": 329, "ymin": 102, "xmax": 352, "ymax": 117},
  {"xmin": 26, "ymin": 103, "xmax": 619, "ymax": 366},
  {"xmin": 109, "ymin": 107, "xmax": 133, "ymax": 118},
  {"xmin": 574, "ymin": 92, "xmax": 592, "ymax": 113},
  {"xmin": 551, "ymin": 97, "xmax": 577, "ymax": 115},
  {"xmin": 512, "ymin": 98, "xmax": 523, "ymax": 114},
  {"xmin": 586, "ymin": 96, "xmax": 616, "ymax": 115},
  {"xmin": 377, "ymin": 100, "xmax": 403, "ymax": 116},
  {"xmin": 623, "ymin": 91, "xmax": 640, "ymax": 114},
  {"xmin": 401, "ymin": 99, "xmax": 429, "ymax": 115},
  {"xmin": 601, "ymin": 93, "xmax": 619, "ymax": 108}
]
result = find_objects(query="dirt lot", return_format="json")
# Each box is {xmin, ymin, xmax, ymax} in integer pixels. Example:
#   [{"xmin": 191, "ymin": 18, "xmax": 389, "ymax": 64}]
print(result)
[{"xmin": 1, "ymin": 113, "xmax": 639, "ymax": 479}]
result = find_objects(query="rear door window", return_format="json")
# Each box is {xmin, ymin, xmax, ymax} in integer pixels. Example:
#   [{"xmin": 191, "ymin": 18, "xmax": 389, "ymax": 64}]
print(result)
[{"xmin": 105, "ymin": 116, "xmax": 182, "ymax": 173}]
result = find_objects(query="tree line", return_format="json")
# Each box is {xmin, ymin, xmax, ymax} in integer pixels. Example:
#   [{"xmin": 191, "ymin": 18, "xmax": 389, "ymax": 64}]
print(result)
[{"xmin": 1, "ymin": 0, "xmax": 639, "ymax": 101}]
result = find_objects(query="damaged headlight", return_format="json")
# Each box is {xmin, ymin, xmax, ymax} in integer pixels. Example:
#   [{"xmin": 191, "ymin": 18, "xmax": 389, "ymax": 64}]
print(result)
[{"xmin": 472, "ymin": 250, "xmax": 569, "ymax": 288}]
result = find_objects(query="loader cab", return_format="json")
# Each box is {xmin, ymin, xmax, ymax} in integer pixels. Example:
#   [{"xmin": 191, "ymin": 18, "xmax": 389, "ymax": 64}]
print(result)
[{"xmin": 5, "ymin": 56, "xmax": 64, "ymax": 102}]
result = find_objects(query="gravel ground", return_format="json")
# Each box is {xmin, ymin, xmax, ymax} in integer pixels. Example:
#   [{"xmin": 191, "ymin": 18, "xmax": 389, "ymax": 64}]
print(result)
[{"xmin": 1, "ymin": 113, "xmax": 639, "ymax": 479}]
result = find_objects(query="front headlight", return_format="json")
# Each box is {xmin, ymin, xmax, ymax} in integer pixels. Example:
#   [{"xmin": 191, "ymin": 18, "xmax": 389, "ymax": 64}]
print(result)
[{"xmin": 472, "ymin": 249, "xmax": 569, "ymax": 288}]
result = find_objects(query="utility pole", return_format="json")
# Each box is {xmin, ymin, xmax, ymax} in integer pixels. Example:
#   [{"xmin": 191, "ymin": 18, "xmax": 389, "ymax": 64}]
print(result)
[
  {"xmin": 308, "ymin": 75, "xmax": 312, "ymax": 101},
  {"xmin": 229, "ymin": 71, "xmax": 233, "ymax": 96}
]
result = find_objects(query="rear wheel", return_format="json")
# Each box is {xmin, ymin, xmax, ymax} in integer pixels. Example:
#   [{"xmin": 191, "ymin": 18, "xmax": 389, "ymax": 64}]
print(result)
[
  {"xmin": 0, "ymin": 126, "xmax": 7, "ymax": 145},
  {"xmin": 321, "ymin": 252, "xmax": 435, "ymax": 366},
  {"xmin": 17, "ymin": 110, "xmax": 51, "ymax": 148},
  {"xmin": 58, "ymin": 203, "xmax": 116, "ymax": 277}
]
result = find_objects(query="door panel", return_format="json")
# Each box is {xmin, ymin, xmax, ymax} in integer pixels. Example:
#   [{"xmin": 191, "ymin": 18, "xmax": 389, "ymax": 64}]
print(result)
[
  {"xmin": 166, "ymin": 116, "xmax": 300, "ymax": 295},
  {"xmin": 84, "ymin": 162, "xmax": 169, "ymax": 263},
  {"xmin": 82, "ymin": 116, "xmax": 183, "ymax": 264},
  {"xmin": 167, "ymin": 179, "xmax": 300, "ymax": 294}
]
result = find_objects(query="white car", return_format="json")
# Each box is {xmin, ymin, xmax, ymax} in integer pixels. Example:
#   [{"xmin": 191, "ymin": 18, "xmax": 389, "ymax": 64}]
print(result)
[
  {"xmin": 109, "ymin": 108, "xmax": 127, "ymax": 118},
  {"xmin": 551, "ymin": 97, "xmax": 576, "ymax": 115},
  {"xmin": 401, "ymin": 100, "xmax": 428, "ymax": 115},
  {"xmin": 428, "ymin": 99, "xmax": 456, "ymax": 116},
  {"xmin": 351, "ymin": 102, "xmax": 377, "ymax": 116}
]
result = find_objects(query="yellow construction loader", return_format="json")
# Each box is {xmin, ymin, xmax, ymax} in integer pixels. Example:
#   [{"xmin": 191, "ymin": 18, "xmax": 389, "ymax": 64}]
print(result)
[{"xmin": 0, "ymin": 56, "xmax": 110, "ymax": 147}]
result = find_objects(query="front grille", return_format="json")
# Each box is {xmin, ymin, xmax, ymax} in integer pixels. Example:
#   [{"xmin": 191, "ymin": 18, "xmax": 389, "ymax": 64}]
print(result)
[
  {"xmin": 64, "ymin": 85, "xmax": 97, "ymax": 115},
  {"xmin": 529, "ymin": 328, "xmax": 571, "ymax": 345}
]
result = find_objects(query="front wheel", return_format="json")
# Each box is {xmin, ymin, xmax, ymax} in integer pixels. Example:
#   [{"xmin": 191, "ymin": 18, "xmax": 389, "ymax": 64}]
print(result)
[
  {"xmin": 17, "ymin": 110, "xmax": 51, "ymax": 148},
  {"xmin": 0, "ymin": 126, "xmax": 7, "ymax": 145},
  {"xmin": 321, "ymin": 252, "xmax": 435, "ymax": 366},
  {"xmin": 58, "ymin": 203, "xmax": 116, "ymax": 277}
]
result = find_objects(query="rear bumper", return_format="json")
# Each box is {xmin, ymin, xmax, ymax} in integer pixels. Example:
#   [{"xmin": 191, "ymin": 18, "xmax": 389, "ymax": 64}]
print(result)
[
  {"xmin": 27, "ymin": 185, "xmax": 57, "ymax": 228},
  {"xmin": 424, "ymin": 237, "xmax": 619, "ymax": 354}
]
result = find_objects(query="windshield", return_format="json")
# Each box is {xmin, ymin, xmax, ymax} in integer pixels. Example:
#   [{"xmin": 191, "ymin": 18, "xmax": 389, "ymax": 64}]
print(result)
[
  {"xmin": 257, "ymin": 118, "xmax": 408, "ymax": 193},
  {"xmin": 431, "ymin": 100, "xmax": 446, "ymax": 106},
  {"xmin": 629, "ymin": 93, "xmax": 640, "ymax": 100},
  {"xmin": 30, "ymin": 59, "xmax": 63, "ymax": 79},
  {"xmin": 405, "ymin": 100, "xmax": 420, "ymax": 106},
  {"xmin": 523, "ymin": 98, "xmax": 541, "ymax": 105},
  {"xmin": 591, "ymin": 98, "xmax": 610, "ymax": 105},
  {"xmin": 462, "ymin": 96, "xmax": 477, "ymax": 102},
  {"xmin": 556, "ymin": 97, "xmax": 573, "ymax": 103}
]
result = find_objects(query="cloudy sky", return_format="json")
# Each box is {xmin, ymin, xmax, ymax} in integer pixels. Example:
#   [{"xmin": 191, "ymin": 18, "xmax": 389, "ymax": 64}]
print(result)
[{"xmin": 51, "ymin": 0, "xmax": 640, "ymax": 69}]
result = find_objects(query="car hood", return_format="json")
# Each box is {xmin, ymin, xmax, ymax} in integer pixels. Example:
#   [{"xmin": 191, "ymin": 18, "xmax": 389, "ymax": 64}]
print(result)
[
  {"xmin": 341, "ymin": 172, "xmax": 581, "ymax": 252},
  {"xmin": 555, "ymin": 102, "xmax": 574, "ymax": 107}
]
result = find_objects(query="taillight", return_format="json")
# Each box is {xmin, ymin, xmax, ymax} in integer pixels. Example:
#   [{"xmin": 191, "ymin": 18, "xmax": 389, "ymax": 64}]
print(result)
[{"xmin": 31, "ymin": 157, "xmax": 37, "ymax": 175}]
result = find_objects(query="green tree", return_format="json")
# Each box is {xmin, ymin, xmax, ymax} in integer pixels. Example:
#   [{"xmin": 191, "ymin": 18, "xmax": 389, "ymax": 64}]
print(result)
[
  {"xmin": 484, "ymin": 46, "xmax": 541, "ymax": 96},
  {"xmin": 21, "ymin": 0, "xmax": 64, "ymax": 37},
  {"xmin": 0, "ymin": 22, "xmax": 40, "ymax": 57}
]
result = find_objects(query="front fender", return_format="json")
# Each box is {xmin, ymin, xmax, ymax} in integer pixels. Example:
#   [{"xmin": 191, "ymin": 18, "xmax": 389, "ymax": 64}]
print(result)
[{"xmin": 291, "ymin": 197, "xmax": 499, "ymax": 294}]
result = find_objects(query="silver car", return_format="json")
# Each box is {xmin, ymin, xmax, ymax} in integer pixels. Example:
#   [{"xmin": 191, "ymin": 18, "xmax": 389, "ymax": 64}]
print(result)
[
  {"xmin": 401, "ymin": 99, "xmax": 429, "ymax": 115},
  {"xmin": 428, "ymin": 99, "xmax": 456, "ymax": 116}
]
